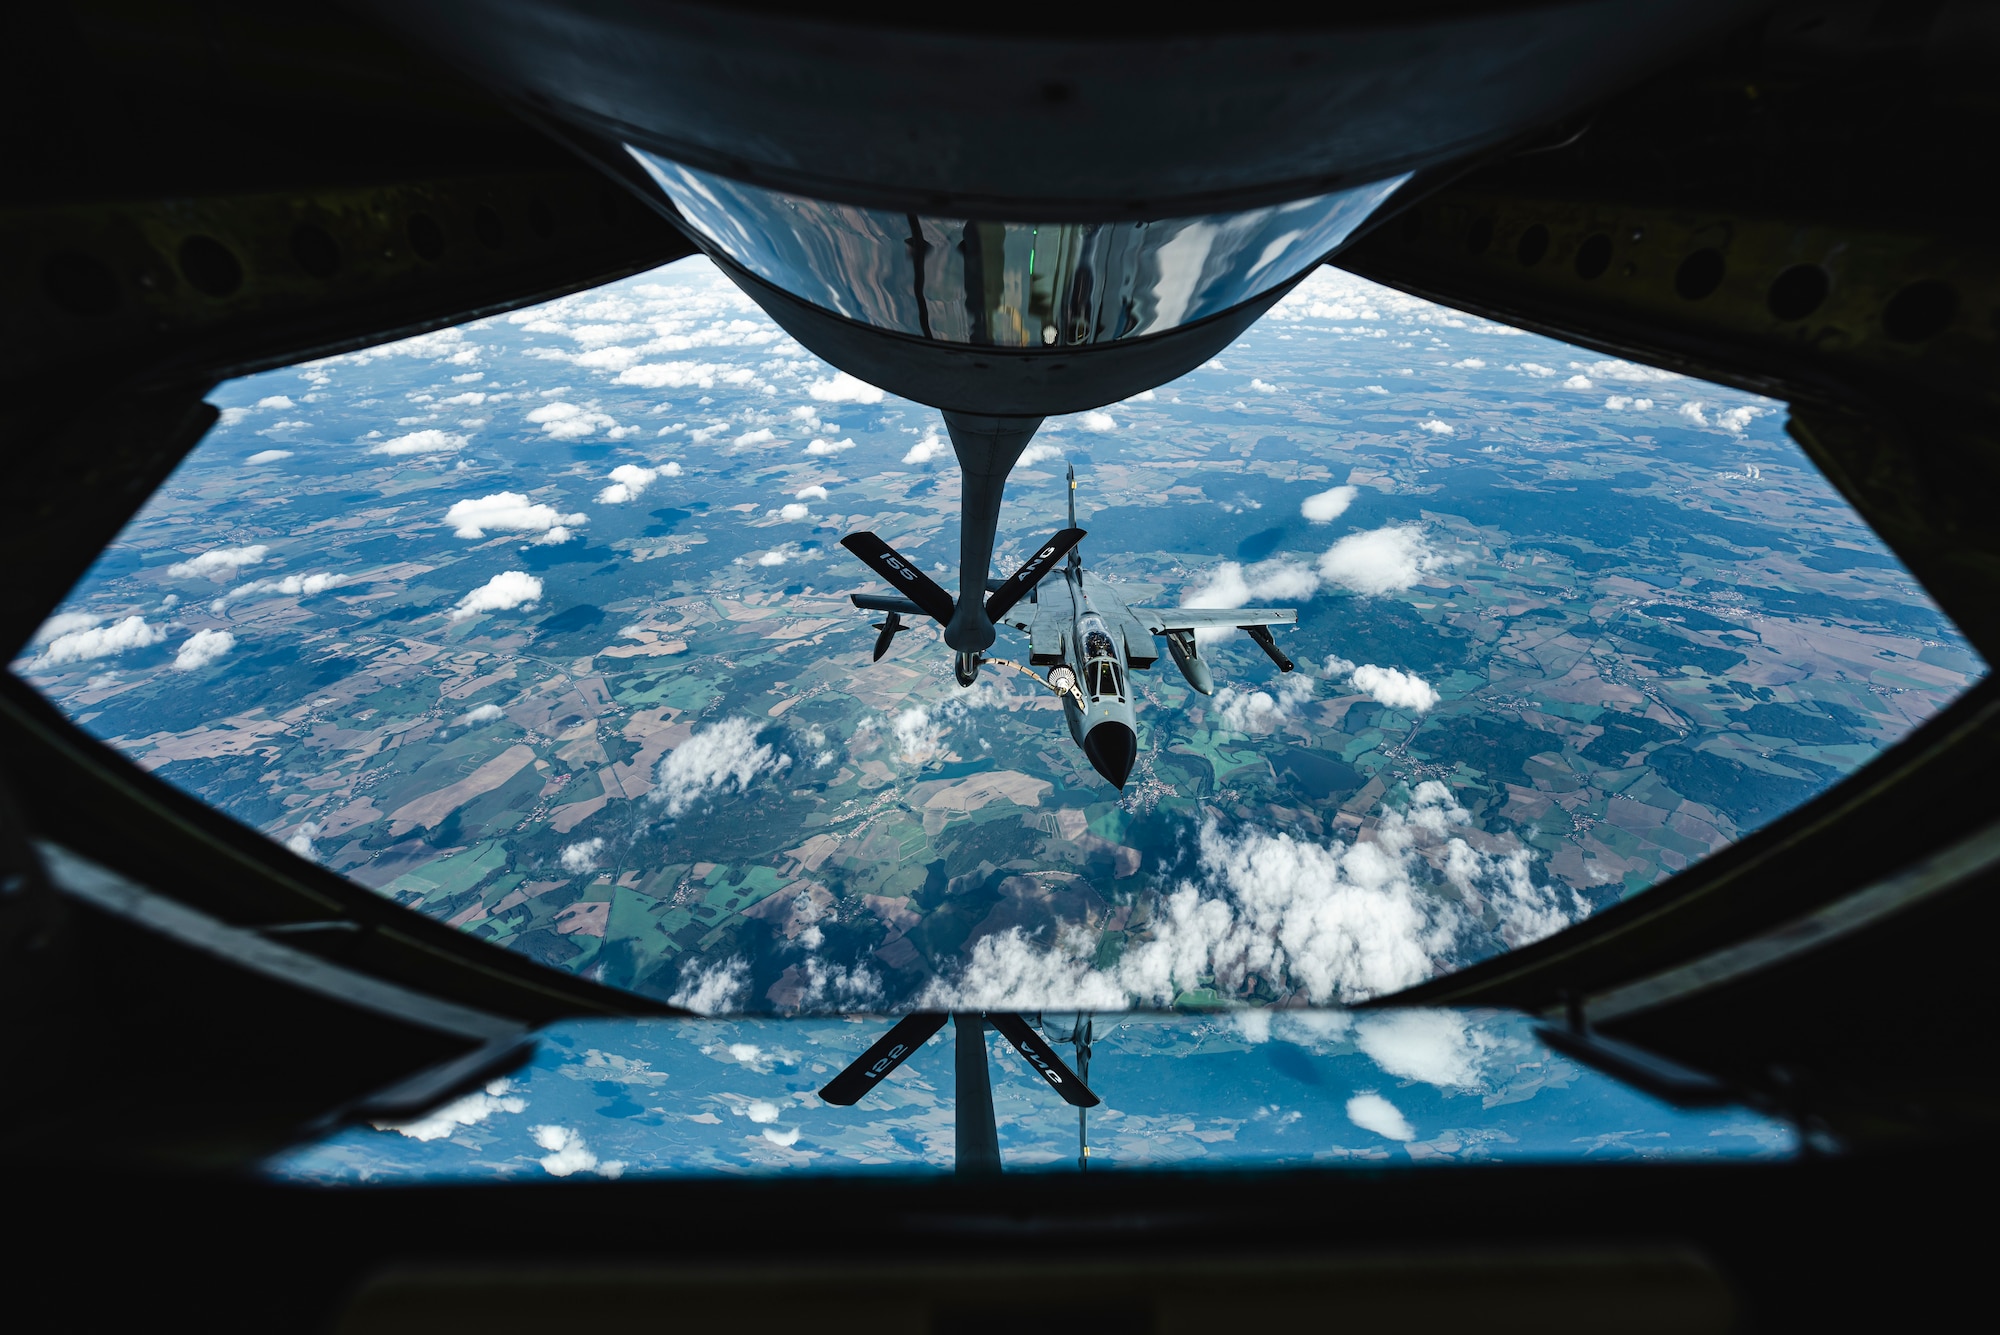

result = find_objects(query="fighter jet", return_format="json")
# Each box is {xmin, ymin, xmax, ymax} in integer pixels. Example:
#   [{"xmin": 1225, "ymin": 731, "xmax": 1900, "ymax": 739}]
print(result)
[{"xmin": 842, "ymin": 466, "xmax": 1299, "ymax": 789}]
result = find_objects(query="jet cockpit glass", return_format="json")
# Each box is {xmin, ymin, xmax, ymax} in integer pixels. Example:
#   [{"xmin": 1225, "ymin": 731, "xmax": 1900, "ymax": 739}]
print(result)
[{"xmin": 629, "ymin": 148, "xmax": 1410, "ymax": 347}]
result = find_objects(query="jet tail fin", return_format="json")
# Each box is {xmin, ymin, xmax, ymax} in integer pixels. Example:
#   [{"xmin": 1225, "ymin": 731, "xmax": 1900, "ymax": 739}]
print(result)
[
  {"xmin": 985, "ymin": 527, "xmax": 1085, "ymax": 621},
  {"xmin": 840, "ymin": 532, "xmax": 956, "ymax": 625}
]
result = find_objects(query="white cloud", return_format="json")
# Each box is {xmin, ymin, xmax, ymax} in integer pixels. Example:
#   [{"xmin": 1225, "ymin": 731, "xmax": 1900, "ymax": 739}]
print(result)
[
  {"xmin": 1715, "ymin": 405, "xmax": 1760, "ymax": 434},
  {"xmin": 449, "ymin": 570, "xmax": 543, "ymax": 621},
  {"xmin": 745, "ymin": 1100, "xmax": 781, "ymax": 1124},
  {"xmin": 1346, "ymin": 1092, "xmax": 1415, "ymax": 1141},
  {"xmin": 733, "ymin": 428, "xmax": 776, "ymax": 449},
  {"xmin": 173, "ymin": 628, "xmax": 236, "ymax": 671},
  {"xmin": 763, "ymin": 1126, "xmax": 801, "ymax": 1147},
  {"xmin": 525, "ymin": 401, "xmax": 618, "ymax": 439},
  {"xmin": 375, "ymin": 1078, "xmax": 525, "ymax": 1141},
  {"xmin": 652, "ymin": 716, "xmax": 789, "ymax": 816},
  {"xmin": 285, "ymin": 821, "xmax": 320, "ymax": 861},
  {"xmin": 1080, "ymin": 412, "xmax": 1117, "ymax": 432},
  {"xmin": 1300, "ymin": 485, "xmax": 1358, "ymax": 523},
  {"xmin": 458, "ymin": 703, "xmax": 505, "ymax": 725},
  {"xmin": 1452, "ymin": 358, "xmax": 1486, "ymax": 369},
  {"xmin": 372, "ymin": 429, "xmax": 467, "ymax": 455},
  {"xmin": 1126, "ymin": 389, "xmax": 1156, "ymax": 402},
  {"xmin": 445, "ymin": 492, "xmax": 585, "ymax": 541},
  {"xmin": 1317, "ymin": 524, "xmax": 1444, "ymax": 595},
  {"xmin": 1679, "ymin": 402, "xmax": 1708, "ymax": 426},
  {"xmin": 245, "ymin": 449, "xmax": 293, "ymax": 464},
  {"xmin": 1355, "ymin": 1010, "xmax": 1488, "ymax": 1089},
  {"xmin": 795, "ymin": 485, "xmax": 829, "ymax": 501},
  {"xmin": 560, "ymin": 837, "xmax": 605, "ymax": 875},
  {"xmin": 1418, "ymin": 418, "xmax": 1454, "ymax": 435},
  {"xmin": 36, "ymin": 615, "xmax": 166, "ymax": 667},
  {"xmin": 596, "ymin": 464, "xmax": 652, "ymax": 503},
  {"xmin": 1562, "ymin": 375, "xmax": 1593, "ymax": 390},
  {"xmin": 215, "ymin": 572, "xmax": 344, "ymax": 611},
  {"xmin": 778, "ymin": 503, "xmax": 810, "ymax": 522},
  {"xmin": 1518, "ymin": 362, "xmax": 1558, "ymax": 378},
  {"xmin": 1016, "ymin": 441, "xmax": 1063, "ymax": 467},
  {"xmin": 33, "ymin": 612, "xmax": 101, "ymax": 645},
  {"xmin": 168, "ymin": 544, "xmax": 268, "ymax": 580},
  {"xmin": 1249, "ymin": 378, "xmax": 1281, "ymax": 393},
  {"xmin": 1359, "ymin": 384, "xmax": 1389, "ymax": 394},
  {"xmin": 669, "ymin": 956, "xmax": 749, "ymax": 1014},
  {"xmin": 807, "ymin": 372, "xmax": 885, "ymax": 403},
  {"xmin": 1603, "ymin": 395, "xmax": 1655, "ymax": 412},
  {"xmin": 1348, "ymin": 664, "xmax": 1440, "ymax": 713},
  {"xmin": 441, "ymin": 391, "xmax": 487, "ymax": 406},
  {"xmin": 893, "ymin": 706, "xmax": 946, "ymax": 765},
  {"xmin": 1213, "ymin": 675, "xmax": 1314, "ymax": 734},
  {"xmin": 920, "ymin": 782, "xmax": 1585, "ymax": 1011},
  {"xmin": 255, "ymin": 395, "xmax": 295, "ymax": 410},
  {"xmin": 903, "ymin": 433, "xmax": 948, "ymax": 464},
  {"xmin": 530, "ymin": 1124, "xmax": 623, "ymax": 1178},
  {"xmin": 805, "ymin": 437, "xmax": 856, "ymax": 456}
]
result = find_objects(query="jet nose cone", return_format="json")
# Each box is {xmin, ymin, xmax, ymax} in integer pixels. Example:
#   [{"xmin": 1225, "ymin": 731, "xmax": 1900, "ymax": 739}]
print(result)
[{"xmin": 1082, "ymin": 721, "xmax": 1138, "ymax": 790}]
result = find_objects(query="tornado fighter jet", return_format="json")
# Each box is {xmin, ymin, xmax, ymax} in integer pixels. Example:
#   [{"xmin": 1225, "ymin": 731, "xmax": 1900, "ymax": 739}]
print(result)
[{"xmin": 843, "ymin": 467, "xmax": 1299, "ymax": 789}]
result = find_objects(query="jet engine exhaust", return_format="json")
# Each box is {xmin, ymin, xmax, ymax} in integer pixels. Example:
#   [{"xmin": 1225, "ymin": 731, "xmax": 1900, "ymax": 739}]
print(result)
[{"xmin": 1082, "ymin": 720, "xmax": 1138, "ymax": 789}]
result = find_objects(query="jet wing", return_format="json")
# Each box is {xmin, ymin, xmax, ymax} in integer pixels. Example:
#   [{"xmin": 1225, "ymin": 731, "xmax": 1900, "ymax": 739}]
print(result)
[
  {"xmin": 1132, "ymin": 607, "xmax": 1298, "ymax": 634},
  {"xmin": 851, "ymin": 593, "xmax": 926, "ymax": 616}
]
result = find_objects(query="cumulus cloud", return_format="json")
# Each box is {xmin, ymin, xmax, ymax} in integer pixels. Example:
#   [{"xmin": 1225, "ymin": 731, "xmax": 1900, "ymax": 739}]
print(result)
[
  {"xmin": 1518, "ymin": 362, "xmax": 1558, "ymax": 378},
  {"xmin": 1603, "ymin": 395, "xmax": 1654, "ymax": 412},
  {"xmin": 892, "ymin": 706, "xmax": 947, "ymax": 764},
  {"xmin": 795, "ymin": 485, "xmax": 828, "ymax": 501},
  {"xmin": 652, "ymin": 717, "xmax": 789, "ymax": 816},
  {"xmin": 458, "ymin": 703, "xmax": 505, "ymax": 725},
  {"xmin": 33, "ymin": 612, "xmax": 101, "ymax": 645},
  {"xmin": 526, "ymin": 401, "xmax": 618, "ymax": 439},
  {"xmin": 35, "ymin": 615, "xmax": 166, "ymax": 667},
  {"xmin": 450, "ymin": 570, "xmax": 543, "ymax": 621},
  {"xmin": 214, "ymin": 572, "xmax": 344, "ymax": 612},
  {"xmin": 246, "ymin": 449, "xmax": 293, "ymax": 464},
  {"xmin": 1562, "ymin": 375, "xmax": 1593, "ymax": 390},
  {"xmin": 807, "ymin": 372, "xmax": 885, "ymax": 403},
  {"xmin": 1347, "ymin": 663, "xmax": 1440, "ymax": 713},
  {"xmin": 1016, "ymin": 441, "xmax": 1063, "ymax": 467},
  {"xmin": 173, "ymin": 628, "xmax": 235, "ymax": 671},
  {"xmin": 1317, "ymin": 524, "xmax": 1445, "ymax": 595},
  {"xmin": 445, "ymin": 492, "xmax": 586, "ymax": 542},
  {"xmin": 168, "ymin": 544, "xmax": 268, "ymax": 580},
  {"xmin": 805, "ymin": 437, "xmax": 856, "ymax": 456},
  {"xmin": 1418, "ymin": 419, "xmax": 1454, "ymax": 435},
  {"xmin": 1250, "ymin": 378, "xmax": 1281, "ymax": 393},
  {"xmin": 372, "ymin": 429, "xmax": 467, "ymax": 455},
  {"xmin": 734, "ymin": 428, "xmax": 776, "ymax": 448},
  {"xmin": 597, "ymin": 462, "xmax": 675, "ymax": 503},
  {"xmin": 285, "ymin": 821, "xmax": 320, "ymax": 860},
  {"xmin": 1300, "ymin": 485, "xmax": 1358, "ymax": 523},
  {"xmin": 919, "ymin": 783, "xmax": 1588, "ymax": 1011},
  {"xmin": 375, "ymin": 1078, "xmax": 525, "ymax": 1142},
  {"xmin": 903, "ymin": 433, "xmax": 948, "ymax": 464},
  {"xmin": 778, "ymin": 502, "xmax": 810, "ymax": 521},
  {"xmin": 255, "ymin": 395, "xmax": 295, "ymax": 410},
  {"xmin": 670, "ymin": 956, "xmax": 749, "ymax": 1014},
  {"xmin": 1716, "ymin": 405, "xmax": 1760, "ymax": 433},
  {"xmin": 1679, "ymin": 402, "xmax": 1708, "ymax": 426},
  {"xmin": 530, "ymin": 1125, "xmax": 624, "ymax": 1179},
  {"xmin": 1355, "ymin": 1009, "xmax": 1490, "ymax": 1089},
  {"xmin": 1080, "ymin": 412, "xmax": 1116, "ymax": 432},
  {"xmin": 1346, "ymin": 1092, "xmax": 1415, "ymax": 1141},
  {"xmin": 1182, "ymin": 558, "xmax": 1318, "ymax": 642},
  {"xmin": 560, "ymin": 837, "xmax": 605, "ymax": 875},
  {"xmin": 1212, "ymin": 675, "xmax": 1314, "ymax": 734}
]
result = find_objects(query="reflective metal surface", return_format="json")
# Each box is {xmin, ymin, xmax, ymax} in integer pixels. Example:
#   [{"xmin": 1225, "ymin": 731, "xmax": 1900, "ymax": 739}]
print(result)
[{"xmin": 633, "ymin": 149, "xmax": 1408, "ymax": 347}]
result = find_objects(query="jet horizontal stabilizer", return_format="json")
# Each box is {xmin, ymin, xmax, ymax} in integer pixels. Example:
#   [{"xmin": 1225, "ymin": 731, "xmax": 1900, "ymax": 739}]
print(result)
[
  {"xmin": 818, "ymin": 1012, "xmax": 950, "ymax": 1106},
  {"xmin": 841, "ymin": 532, "xmax": 956, "ymax": 625},
  {"xmin": 985, "ymin": 527, "xmax": 1086, "ymax": 621}
]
